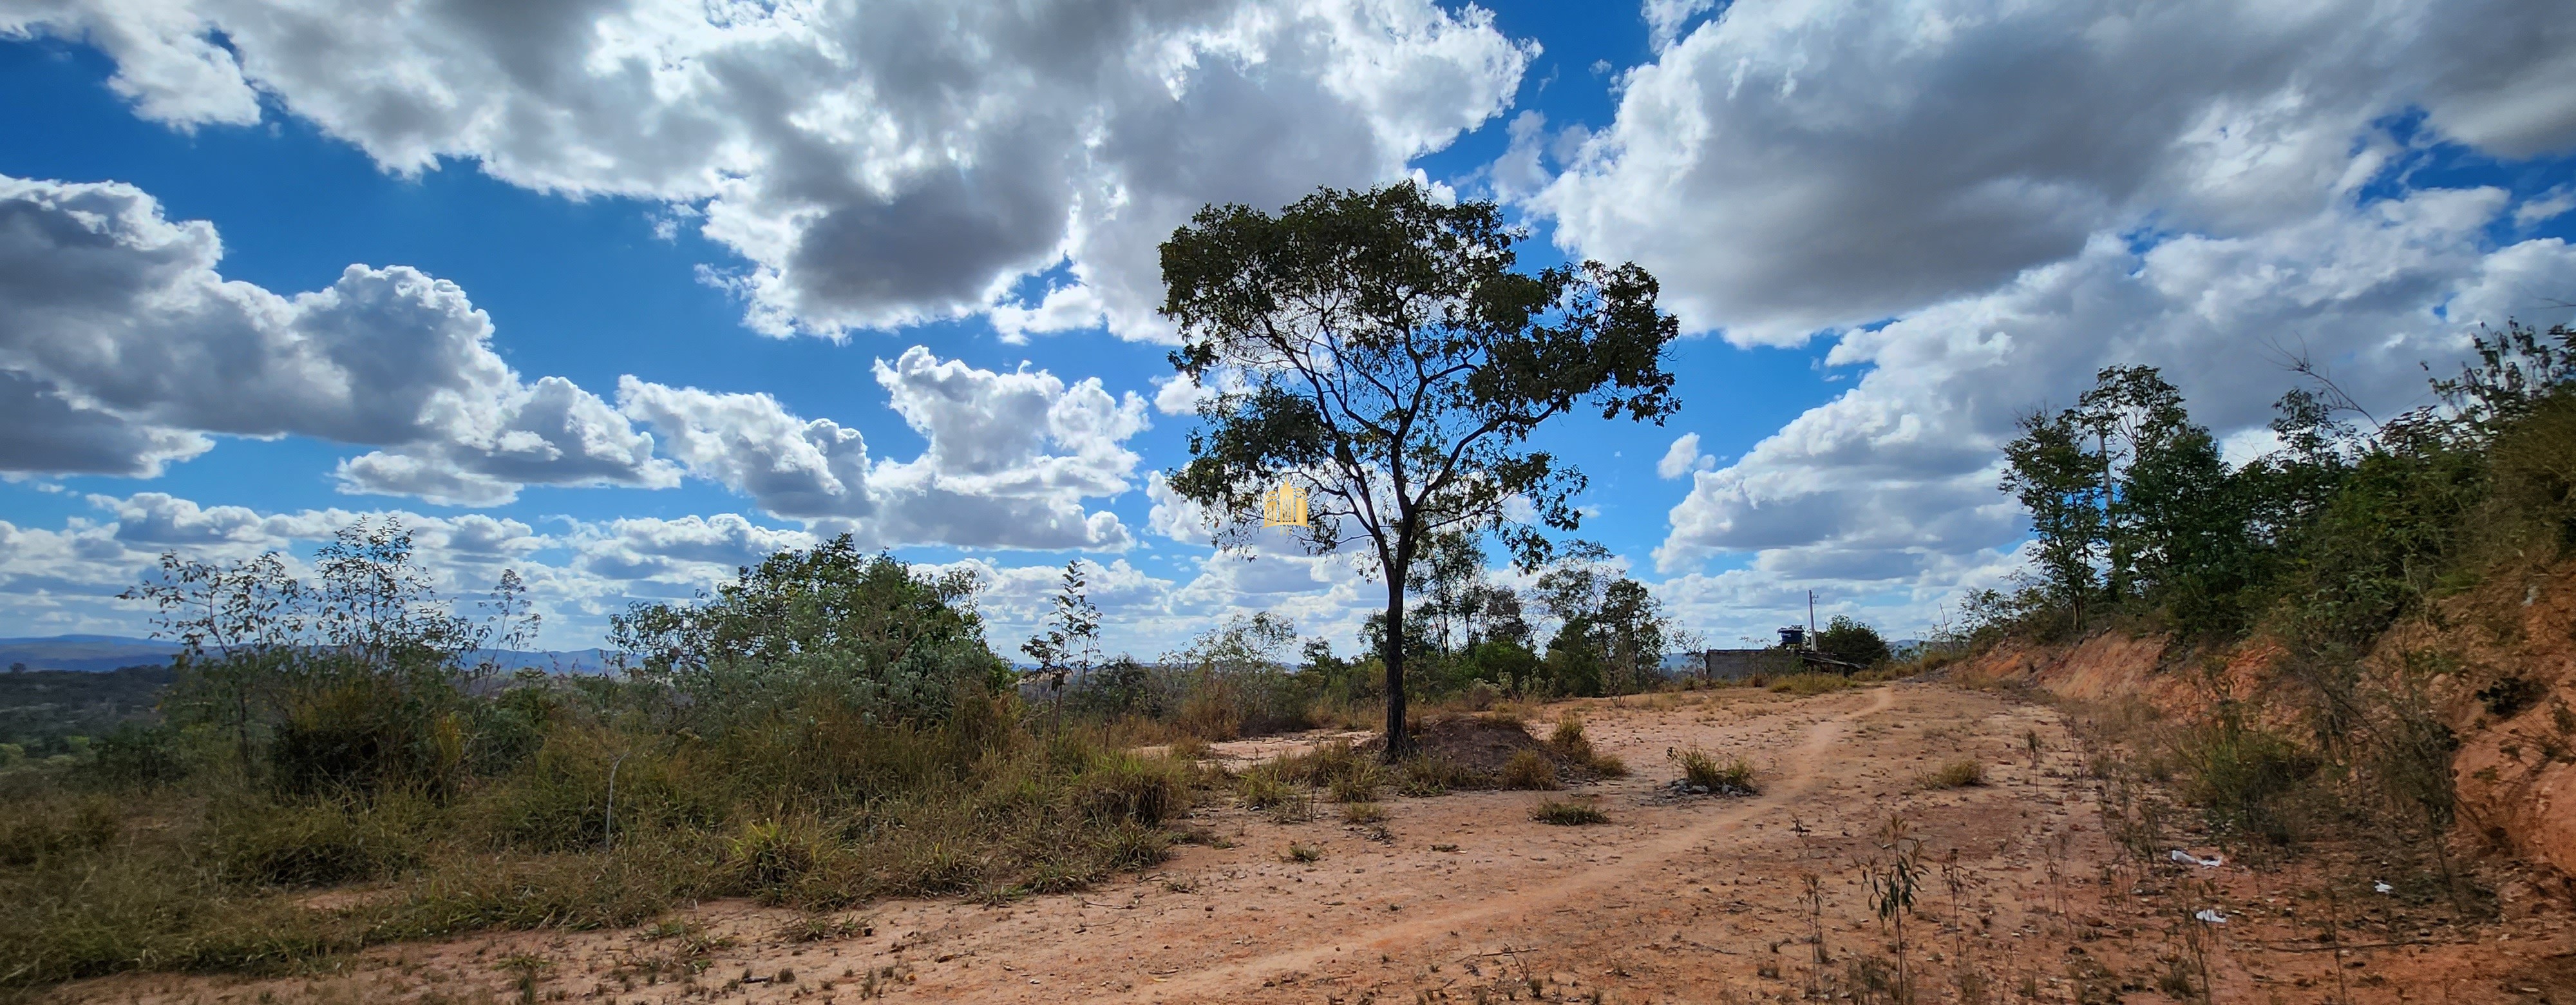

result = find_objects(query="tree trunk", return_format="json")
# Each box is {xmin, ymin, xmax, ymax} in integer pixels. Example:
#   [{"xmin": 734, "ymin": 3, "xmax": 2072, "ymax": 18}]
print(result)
[{"xmin": 1381, "ymin": 549, "xmax": 1415, "ymax": 761}]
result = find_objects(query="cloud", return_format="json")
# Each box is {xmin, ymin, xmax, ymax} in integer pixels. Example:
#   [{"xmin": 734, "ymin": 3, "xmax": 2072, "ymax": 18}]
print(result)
[
  {"xmin": 18, "ymin": 0, "xmax": 1535, "ymax": 342},
  {"xmin": 0, "ymin": 493, "xmax": 802, "ymax": 646},
  {"xmin": 1640, "ymin": 0, "xmax": 1718, "ymax": 54},
  {"xmin": 0, "ymin": 174, "xmax": 679, "ymax": 502},
  {"xmin": 2517, "ymin": 186, "xmax": 2576, "ymax": 229},
  {"xmin": 1, "ymin": 0, "xmax": 261, "ymax": 126},
  {"xmin": 567, "ymin": 515, "xmax": 817, "ymax": 583},
  {"xmin": 0, "ymin": 488, "xmax": 1303, "ymax": 658},
  {"xmin": 1654, "ymin": 186, "xmax": 2576, "ymax": 574},
  {"xmin": 619, "ymin": 347, "xmax": 1146, "ymax": 551},
  {"xmin": 1654, "ymin": 432, "xmax": 1712, "ymax": 480},
  {"xmin": 1539, "ymin": 0, "xmax": 2576, "ymax": 347}
]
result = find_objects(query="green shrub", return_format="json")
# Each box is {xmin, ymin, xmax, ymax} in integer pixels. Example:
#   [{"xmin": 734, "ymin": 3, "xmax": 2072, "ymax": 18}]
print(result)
[
  {"xmin": 2177, "ymin": 705, "xmax": 2317, "ymax": 843},
  {"xmin": 86, "ymin": 722, "xmax": 192, "ymax": 789}
]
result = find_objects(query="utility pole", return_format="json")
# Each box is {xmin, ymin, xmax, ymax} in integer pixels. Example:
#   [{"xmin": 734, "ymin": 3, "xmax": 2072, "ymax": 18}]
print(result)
[{"xmin": 1808, "ymin": 590, "xmax": 1817, "ymax": 640}]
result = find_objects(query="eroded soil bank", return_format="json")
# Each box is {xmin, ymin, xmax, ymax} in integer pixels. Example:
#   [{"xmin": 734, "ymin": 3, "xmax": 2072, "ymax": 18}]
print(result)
[{"xmin": 54, "ymin": 683, "xmax": 2576, "ymax": 1004}]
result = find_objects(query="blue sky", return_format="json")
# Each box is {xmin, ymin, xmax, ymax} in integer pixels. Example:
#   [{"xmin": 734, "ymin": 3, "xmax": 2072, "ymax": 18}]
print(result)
[{"xmin": 1, "ymin": 0, "xmax": 2571, "ymax": 655}]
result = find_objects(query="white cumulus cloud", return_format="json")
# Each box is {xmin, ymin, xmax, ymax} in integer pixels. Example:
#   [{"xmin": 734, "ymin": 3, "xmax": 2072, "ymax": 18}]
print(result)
[
  {"xmin": 619, "ymin": 347, "xmax": 1147, "ymax": 551},
  {"xmin": 12, "ymin": 0, "xmax": 1536, "ymax": 342},
  {"xmin": 0, "ymin": 174, "xmax": 679, "ymax": 503}
]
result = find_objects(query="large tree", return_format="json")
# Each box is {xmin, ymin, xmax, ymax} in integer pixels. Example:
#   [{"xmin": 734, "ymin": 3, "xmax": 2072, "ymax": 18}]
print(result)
[{"xmin": 1158, "ymin": 182, "xmax": 1679, "ymax": 756}]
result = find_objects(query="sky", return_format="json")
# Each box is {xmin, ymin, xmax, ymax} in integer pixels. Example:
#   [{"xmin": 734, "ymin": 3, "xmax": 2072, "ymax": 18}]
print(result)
[{"xmin": 1, "ymin": 0, "xmax": 2572, "ymax": 658}]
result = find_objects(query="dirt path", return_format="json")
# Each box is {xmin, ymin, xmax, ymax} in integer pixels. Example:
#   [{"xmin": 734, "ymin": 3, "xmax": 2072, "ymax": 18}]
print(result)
[
  {"xmin": 57, "ymin": 682, "xmax": 2576, "ymax": 1004},
  {"xmin": 1127, "ymin": 685, "xmax": 1895, "ymax": 1002}
]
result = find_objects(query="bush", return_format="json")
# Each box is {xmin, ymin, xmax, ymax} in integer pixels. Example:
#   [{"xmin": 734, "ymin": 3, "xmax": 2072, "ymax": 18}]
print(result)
[
  {"xmin": 1235, "ymin": 764, "xmax": 1312, "ymax": 823},
  {"xmin": 1814, "ymin": 615, "xmax": 1892, "ymax": 668},
  {"xmin": 1672, "ymin": 749, "xmax": 1757, "ymax": 795},
  {"xmin": 2177, "ymin": 705, "xmax": 2317, "ymax": 843},
  {"xmin": 1532, "ymin": 797, "xmax": 1608, "ymax": 825},
  {"xmin": 725, "ymin": 815, "xmax": 829, "ymax": 891},
  {"xmin": 1546, "ymin": 715, "xmax": 1630, "ymax": 778},
  {"xmin": 86, "ymin": 722, "xmax": 191, "ymax": 789},
  {"xmin": 1073, "ymin": 752, "xmax": 1189, "ymax": 826},
  {"xmin": 1920, "ymin": 758, "xmax": 1985, "ymax": 789},
  {"xmin": 1499, "ymin": 749, "xmax": 1560, "ymax": 790}
]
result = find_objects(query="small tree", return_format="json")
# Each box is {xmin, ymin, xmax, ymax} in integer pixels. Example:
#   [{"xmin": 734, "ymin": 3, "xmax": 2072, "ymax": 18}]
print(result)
[
  {"xmin": 2003, "ymin": 366, "xmax": 2253, "ymax": 633},
  {"xmin": 612, "ymin": 536, "xmax": 1005, "ymax": 727},
  {"xmin": 1814, "ymin": 614, "xmax": 1891, "ymax": 668},
  {"xmin": 1159, "ymin": 183, "xmax": 1679, "ymax": 756},
  {"xmin": 1022, "ymin": 560, "xmax": 1102, "ymax": 716}
]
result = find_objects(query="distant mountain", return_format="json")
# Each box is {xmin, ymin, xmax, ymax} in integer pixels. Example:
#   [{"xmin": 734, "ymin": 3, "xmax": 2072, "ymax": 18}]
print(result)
[
  {"xmin": 0, "ymin": 635, "xmax": 616, "ymax": 674},
  {"xmin": 0, "ymin": 635, "xmax": 182, "ymax": 673},
  {"xmin": 471, "ymin": 649, "xmax": 620, "ymax": 674}
]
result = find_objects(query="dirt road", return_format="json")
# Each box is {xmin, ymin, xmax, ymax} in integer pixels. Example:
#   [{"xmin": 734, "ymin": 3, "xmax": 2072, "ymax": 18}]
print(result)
[{"xmin": 59, "ymin": 682, "xmax": 2576, "ymax": 1004}]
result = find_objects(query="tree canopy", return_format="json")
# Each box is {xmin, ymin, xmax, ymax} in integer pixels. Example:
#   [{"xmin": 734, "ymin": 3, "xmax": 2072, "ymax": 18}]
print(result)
[{"xmin": 1158, "ymin": 182, "xmax": 1680, "ymax": 754}]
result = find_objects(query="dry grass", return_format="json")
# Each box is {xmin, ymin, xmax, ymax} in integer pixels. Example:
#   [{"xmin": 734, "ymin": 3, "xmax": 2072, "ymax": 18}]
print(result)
[
  {"xmin": 1499, "ymin": 749, "xmax": 1561, "ymax": 790},
  {"xmin": 1531, "ymin": 797, "xmax": 1608, "ymax": 826},
  {"xmin": 1920, "ymin": 758, "xmax": 1987, "ymax": 789},
  {"xmin": 1546, "ymin": 716, "xmax": 1631, "ymax": 778},
  {"xmin": 1672, "ymin": 748, "xmax": 1758, "ymax": 794},
  {"xmin": 1768, "ymin": 673, "xmax": 1857, "ymax": 696},
  {"xmin": 1339, "ymin": 802, "xmax": 1387, "ymax": 824}
]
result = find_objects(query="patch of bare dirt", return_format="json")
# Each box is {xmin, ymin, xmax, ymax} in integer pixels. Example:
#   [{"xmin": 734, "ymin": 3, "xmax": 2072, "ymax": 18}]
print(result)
[{"xmin": 48, "ymin": 683, "xmax": 2576, "ymax": 1004}]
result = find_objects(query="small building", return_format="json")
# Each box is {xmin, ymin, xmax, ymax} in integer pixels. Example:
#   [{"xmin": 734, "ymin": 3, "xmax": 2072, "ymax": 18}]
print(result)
[{"xmin": 1698, "ymin": 647, "xmax": 1802, "ymax": 680}]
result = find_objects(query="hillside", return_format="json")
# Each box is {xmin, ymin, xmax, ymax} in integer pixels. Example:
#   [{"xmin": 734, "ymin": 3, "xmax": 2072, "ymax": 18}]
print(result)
[
  {"xmin": 0, "ymin": 665, "xmax": 173, "ymax": 757},
  {"xmin": 1944, "ymin": 553, "xmax": 2576, "ymax": 895}
]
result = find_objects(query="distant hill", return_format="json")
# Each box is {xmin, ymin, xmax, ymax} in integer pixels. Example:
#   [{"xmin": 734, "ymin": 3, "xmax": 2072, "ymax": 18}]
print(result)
[
  {"xmin": 0, "ymin": 664, "xmax": 174, "ymax": 754},
  {"xmin": 0, "ymin": 635, "xmax": 182, "ymax": 673},
  {"xmin": 0, "ymin": 635, "xmax": 616, "ymax": 674}
]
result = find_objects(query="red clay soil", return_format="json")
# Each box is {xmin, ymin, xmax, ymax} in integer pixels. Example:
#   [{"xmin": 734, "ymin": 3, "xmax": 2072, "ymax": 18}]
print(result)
[
  {"xmin": 48, "ymin": 684, "xmax": 2576, "ymax": 1004},
  {"xmin": 1951, "ymin": 555, "xmax": 2576, "ymax": 895}
]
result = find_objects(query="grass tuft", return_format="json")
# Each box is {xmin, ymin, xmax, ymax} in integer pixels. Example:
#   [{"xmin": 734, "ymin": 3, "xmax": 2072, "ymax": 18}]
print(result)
[
  {"xmin": 1919, "ymin": 758, "xmax": 1986, "ymax": 789},
  {"xmin": 1532, "ymin": 797, "xmax": 1609, "ymax": 826},
  {"xmin": 1500, "ymin": 749, "xmax": 1560, "ymax": 790},
  {"xmin": 1672, "ymin": 748, "xmax": 1758, "ymax": 795}
]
